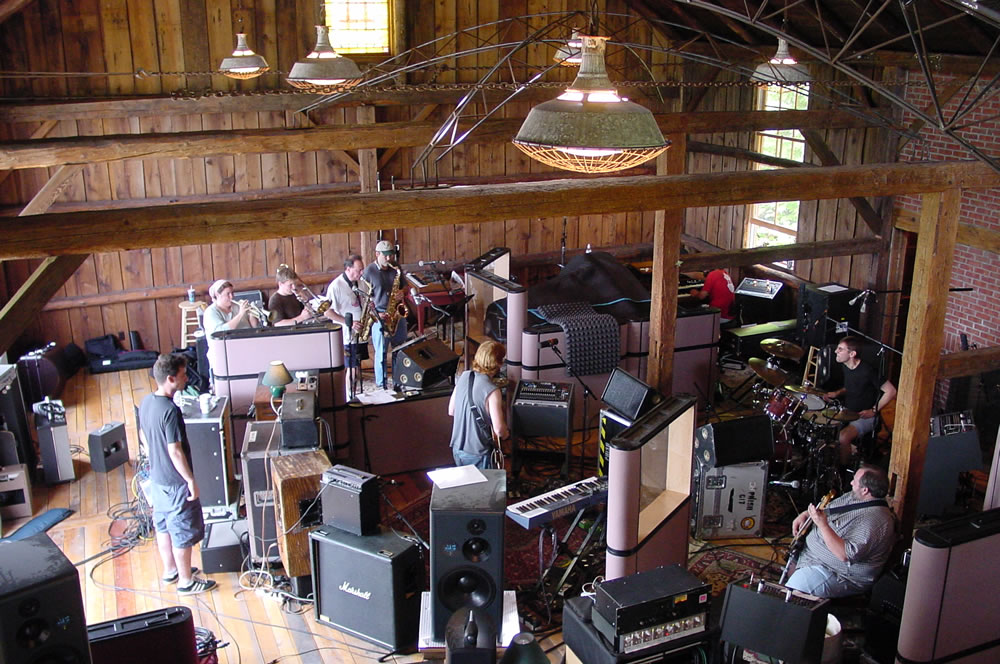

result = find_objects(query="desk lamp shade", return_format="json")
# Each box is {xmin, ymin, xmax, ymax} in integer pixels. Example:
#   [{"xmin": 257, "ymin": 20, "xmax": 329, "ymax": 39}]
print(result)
[{"xmin": 262, "ymin": 360, "xmax": 293, "ymax": 397}]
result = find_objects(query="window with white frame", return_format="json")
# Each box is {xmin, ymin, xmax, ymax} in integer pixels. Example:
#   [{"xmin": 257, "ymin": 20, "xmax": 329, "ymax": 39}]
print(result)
[
  {"xmin": 745, "ymin": 83, "xmax": 809, "ymax": 263},
  {"xmin": 324, "ymin": 0, "xmax": 391, "ymax": 55}
]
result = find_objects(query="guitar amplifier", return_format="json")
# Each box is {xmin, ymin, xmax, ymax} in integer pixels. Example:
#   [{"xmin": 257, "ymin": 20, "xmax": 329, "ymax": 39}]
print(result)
[
  {"xmin": 88, "ymin": 606, "xmax": 198, "ymax": 664},
  {"xmin": 720, "ymin": 580, "xmax": 829, "ymax": 664},
  {"xmin": 512, "ymin": 380, "xmax": 574, "ymax": 438},
  {"xmin": 271, "ymin": 449, "xmax": 332, "ymax": 577},
  {"xmin": 320, "ymin": 464, "xmax": 380, "ymax": 535},
  {"xmin": 735, "ymin": 278, "xmax": 784, "ymax": 323}
]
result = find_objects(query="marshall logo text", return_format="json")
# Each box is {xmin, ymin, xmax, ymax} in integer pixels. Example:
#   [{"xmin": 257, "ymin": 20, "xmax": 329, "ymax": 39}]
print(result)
[{"xmin": 339, "ymin": 580, "xmax": 372, "ymax": 600}]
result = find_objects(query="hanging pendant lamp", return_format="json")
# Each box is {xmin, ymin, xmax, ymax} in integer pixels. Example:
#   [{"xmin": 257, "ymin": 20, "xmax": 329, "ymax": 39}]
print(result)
[
  {"xmin": 286, "ymin": 26, "xmax": 363, "ymax": 92},
  {"xmin": 514, "ymin": 35, "xmax": 668, "ymax": 174},
  {"xmin": 753, "ymin": 38, "xmax": 810, "ymax": 84},
  {"xmin": 220, "ymin": 33, "xmax": 269, "ymax": 79},
  {"xmin": 553, "ymin": 29, "xmax": 583, "ymax": 67}
]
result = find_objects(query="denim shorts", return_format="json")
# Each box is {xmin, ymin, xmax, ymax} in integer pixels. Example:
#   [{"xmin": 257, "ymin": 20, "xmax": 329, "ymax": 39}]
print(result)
[
  {"xmin": 150, "ymin": 483, "xmax": 205, "ymax": 549},
  {"xmin": 848, "ymin": 415, "xmax": 878, "ymax": 437}
]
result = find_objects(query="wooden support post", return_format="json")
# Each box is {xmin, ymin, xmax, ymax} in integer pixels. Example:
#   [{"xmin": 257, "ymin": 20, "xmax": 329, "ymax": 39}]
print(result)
[
  {"xmin": 647, "ymin": 134, "xmax": 686, "ymax": 395},
  {"xmin": 357, "ymin": 104, "xmax": 379, "ymax": 259},
  {"xmin": 888, "ymin": 188, "xmax": 961, "ymax": 539}
]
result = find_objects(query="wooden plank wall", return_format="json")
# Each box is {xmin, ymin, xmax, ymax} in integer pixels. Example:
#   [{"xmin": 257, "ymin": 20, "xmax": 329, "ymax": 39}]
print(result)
[
  {"xmin": 682, "ymin": 63, "xmax": 891, "ymax": 291},
  {"xmin": 1, "ymin": 0, "xmax": 881, "ymax": 354}
]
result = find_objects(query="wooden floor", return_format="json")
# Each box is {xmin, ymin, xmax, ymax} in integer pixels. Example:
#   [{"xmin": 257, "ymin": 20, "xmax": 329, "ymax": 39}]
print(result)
[
  {"xmin": 2, "ymin": 368, "xmax": 568, "ymax": 664},
  {"xmin": 3, "ymin": 367, "xmax": 785, "ymax": 664}
]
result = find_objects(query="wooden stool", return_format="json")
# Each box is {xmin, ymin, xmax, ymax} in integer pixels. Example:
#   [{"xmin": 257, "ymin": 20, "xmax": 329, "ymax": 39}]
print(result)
[{"xmin": 179, "ymin": 300, "xmax": 207, "ymax": 348}]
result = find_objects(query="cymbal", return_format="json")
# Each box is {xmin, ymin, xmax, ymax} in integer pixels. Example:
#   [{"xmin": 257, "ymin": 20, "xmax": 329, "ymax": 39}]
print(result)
[
  {"xmin": 760, "ymin": 338, "xmax": 806, "ymax": 361},
  {"xmin": 749, "ymin": 357, "xmax": 790, "ymax": 386},
  {"xmin": 785, "ymin": 383, "xmax": 826, "ymax": 396},
  {"xmin": 820, "ymin": 407, "xmax": 861, "ymax": 422}
]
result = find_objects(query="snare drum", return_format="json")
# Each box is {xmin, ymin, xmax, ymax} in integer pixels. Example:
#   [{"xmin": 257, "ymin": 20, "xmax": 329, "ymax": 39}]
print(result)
[
  {"xmin": 765, "ymin": 389, "xmax": 802, "ymax": 427},
  {"xmin": 799, "ymin": 393, "xmax": 827, "ymax": 411}
]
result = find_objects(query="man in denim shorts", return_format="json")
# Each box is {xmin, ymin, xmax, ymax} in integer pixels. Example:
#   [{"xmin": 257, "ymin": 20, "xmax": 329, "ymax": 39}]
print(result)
[{"xmin": 139, "ymin": 354, "xmax": 216, "ymax": 595}]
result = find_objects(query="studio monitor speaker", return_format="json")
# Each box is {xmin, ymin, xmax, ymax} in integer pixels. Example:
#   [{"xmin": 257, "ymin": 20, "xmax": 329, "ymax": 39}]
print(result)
[
  {"xmin": 694, "ymin": 415, "xmax": 773, "ymax": 469},
  {"xmin": 392, "ymin": 337, "xmax": 460, "ymax": 391},
  {"xmin": 430, "ymin": 469, "xmax": 506, "ymax": 640},
  {"xmin": 311, "ymin": 527, "xmax": 423, "ymax": 651},
  {"xmin": 87, "ymin": 422, "xmax": 128, "ymax": 473},
  {"xmin": 0, "ymin": 533, "xmax": 91, "ymax": 664},
  {"xmin": 601, "ymin": 368, "xmax": 658, "ymax": 421}
]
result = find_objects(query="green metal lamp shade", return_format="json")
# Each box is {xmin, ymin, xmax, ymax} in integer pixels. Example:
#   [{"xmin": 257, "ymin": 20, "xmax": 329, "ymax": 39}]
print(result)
[
  {"xmin": 514, "ymin": 35, "xmax": 668, "ymax": 173},
  {"xmin": 287, "ymin": 26, "xmax": 363, "ymax": 93}
]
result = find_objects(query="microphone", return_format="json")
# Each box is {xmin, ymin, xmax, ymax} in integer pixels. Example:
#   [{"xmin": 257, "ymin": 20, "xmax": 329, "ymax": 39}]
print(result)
[
  {"xmin": 849, "ymin": 289, "xmax": 869, "ymax": 306},
  {"xmin": 538, "ymin": 339, "xmax": 559, "ymax": 349},
  {"xmin": 344, "ymin": 311, "xmax": 353, "ymax": 330},
  {"xmin": 769, "ymin": 479, "xmax": 801, "ymax": 489}
]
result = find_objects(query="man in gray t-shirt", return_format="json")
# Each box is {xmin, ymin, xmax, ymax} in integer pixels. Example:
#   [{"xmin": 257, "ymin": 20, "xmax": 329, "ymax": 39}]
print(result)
[{"xmin": 138, "ymin": 354, "xmax": 216, "ymax": 596}]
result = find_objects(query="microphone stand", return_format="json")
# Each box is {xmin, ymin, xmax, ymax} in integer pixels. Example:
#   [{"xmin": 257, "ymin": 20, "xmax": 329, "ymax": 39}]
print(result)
[{"xmin": 548, "ymin": 342, "xmax": 599, "ymax": 481}]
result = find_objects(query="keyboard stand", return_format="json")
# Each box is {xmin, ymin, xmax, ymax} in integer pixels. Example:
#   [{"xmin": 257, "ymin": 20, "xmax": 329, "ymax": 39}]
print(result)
[{"xmin": 537, "ymin": 506, "xmax": 607, "ymax": 600}]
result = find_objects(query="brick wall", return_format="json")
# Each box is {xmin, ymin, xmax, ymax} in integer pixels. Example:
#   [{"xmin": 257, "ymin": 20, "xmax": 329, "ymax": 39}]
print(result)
[{"xmin": 895, "ymin": 75, "xmax": 1000, "ymax": 410}]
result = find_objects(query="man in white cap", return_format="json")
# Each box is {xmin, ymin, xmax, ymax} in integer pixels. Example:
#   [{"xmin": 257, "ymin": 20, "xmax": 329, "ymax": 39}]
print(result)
[{"xmin": 362, "ymin": 240, "xmax": 408, "ymax": 389}]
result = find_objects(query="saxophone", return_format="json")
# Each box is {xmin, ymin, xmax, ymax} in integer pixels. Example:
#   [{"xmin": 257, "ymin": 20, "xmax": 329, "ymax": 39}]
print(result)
[
  {"xmin": 356, "ymin": 278, "xmax": 378, "ymax": 343},
  {"xmin": 383, "ymin": 264, "xmax": 410, "ymax": 337}
]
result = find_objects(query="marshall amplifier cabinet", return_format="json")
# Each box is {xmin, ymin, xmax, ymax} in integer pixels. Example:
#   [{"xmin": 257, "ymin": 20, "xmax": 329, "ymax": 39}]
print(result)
[
  {"xmin": 692, "ymin": 460, "xmax": 768, "ymax": 540},
  {"xmin": 320, "ymin": 464, "xmax": 380, "ymax": 535},
  {"xmin": 591, "ymin": 564, "xmax": 710, "ymax": 656},
  {"xmin": 311, "ymin": 526, "xmax": 423, "ymax": 651}
]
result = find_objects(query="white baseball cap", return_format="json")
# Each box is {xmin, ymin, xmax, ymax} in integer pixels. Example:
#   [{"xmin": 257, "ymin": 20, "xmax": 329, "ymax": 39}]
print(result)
[{"xmin": 375, "ymin": 240, "xmax": 395, "ymax": 253}]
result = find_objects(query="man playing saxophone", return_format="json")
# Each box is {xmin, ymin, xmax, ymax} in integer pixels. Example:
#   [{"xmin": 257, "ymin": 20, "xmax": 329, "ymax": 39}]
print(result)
[
  {"xmin": 325, "ymin": 254, "xmax": 369, "ymax": 397},
  {"xmin": 363, "ymin": 240, "xmax": 409, "ymax": 390}
]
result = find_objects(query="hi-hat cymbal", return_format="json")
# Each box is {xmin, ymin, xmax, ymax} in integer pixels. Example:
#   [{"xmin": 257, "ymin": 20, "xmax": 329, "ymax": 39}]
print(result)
[
  {"xmin": 760, "ymin": 338, "xmax": 806, "ymax": 361},
  {"xmin": 749, "ymin": 357, "xmax": 790, "ymax": 386},
  {"xmin": 785, "ymin": 383, "xmax": 826, "ymax": 396},
  {"xmin": 820, "ymin": 407, "xmax": 861, "ymax": 422}
]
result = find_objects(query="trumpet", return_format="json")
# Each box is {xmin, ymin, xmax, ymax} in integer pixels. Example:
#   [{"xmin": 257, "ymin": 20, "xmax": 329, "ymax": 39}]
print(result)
[{"xmin": 246, "ymin": 301, "xmax": 278, "ymax": 326}]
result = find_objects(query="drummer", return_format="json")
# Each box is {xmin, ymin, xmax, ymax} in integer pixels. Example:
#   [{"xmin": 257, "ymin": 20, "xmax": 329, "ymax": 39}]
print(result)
[{"xmin": 824, "ymin": 336, "xmax": 896, "ymax": 465}]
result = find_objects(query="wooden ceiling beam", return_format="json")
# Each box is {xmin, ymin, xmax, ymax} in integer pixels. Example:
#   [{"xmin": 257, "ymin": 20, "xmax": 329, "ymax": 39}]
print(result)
[
  {"xmin": 0, "ymin": 110, "xmax": 875, "ymax": 171},
  {"xmin": 0, "ymin": 255, "xmax": 87, "ymax": 355},
  {"xmin": 936, "ymin": 346, "xmax": 1000, "ymax": 379},
  {"xmin": 3, "ymin": 160, "xmax": 998, "ymax": 260},
  {"xmin": 895, "ymin": 210, "xmax": 1000, "ymax": 254}
]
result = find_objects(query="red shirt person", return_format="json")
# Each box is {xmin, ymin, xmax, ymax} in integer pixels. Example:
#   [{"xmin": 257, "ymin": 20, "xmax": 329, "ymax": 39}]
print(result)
[{"xmin": 690, "ymin": 269, "xmax": 736, "ymax": 321}]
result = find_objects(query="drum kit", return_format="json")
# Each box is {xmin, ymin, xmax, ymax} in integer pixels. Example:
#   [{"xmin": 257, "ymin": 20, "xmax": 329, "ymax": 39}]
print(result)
[{"xmin": 746, "ymin": 338, "xmax": 858, "ymax": 500}]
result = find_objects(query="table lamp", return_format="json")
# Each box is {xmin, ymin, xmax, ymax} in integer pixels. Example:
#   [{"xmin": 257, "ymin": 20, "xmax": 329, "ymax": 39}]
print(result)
[{"xmin": 262, "ymin": 360, "xmax": 293, "ymax": 398}]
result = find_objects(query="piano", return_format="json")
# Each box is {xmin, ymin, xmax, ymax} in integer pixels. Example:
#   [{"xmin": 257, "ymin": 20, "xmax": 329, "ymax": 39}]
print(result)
[{"xmin": 506, "ymin": 476, "xmax": 608, "ymax": 529}]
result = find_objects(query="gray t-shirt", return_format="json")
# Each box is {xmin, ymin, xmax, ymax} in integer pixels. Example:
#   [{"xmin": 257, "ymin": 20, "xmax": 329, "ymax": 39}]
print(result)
[
  {"xmin": 203, "ymin": 303, "xmax": 252, "ymax": 334},
  {"xmin": 798, "ymin": 492, "xmax": 895, "ymax": 591},
  {"xmin": 362, "ymin": 262, "xmax": 399, "ymax": 311},
  {"xmin": 139, "ymin": 393, "xmax": 193, "ymax": 489},
  {"xmin": 449, "ymin": 370, "xmax": 498, "ymax": 456}
]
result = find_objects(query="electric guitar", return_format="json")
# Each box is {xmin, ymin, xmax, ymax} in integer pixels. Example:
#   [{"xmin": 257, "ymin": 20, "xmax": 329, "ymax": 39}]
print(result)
[{"xmin": 779, "ymin": 490, "xmax": 836, "ymax": 584}]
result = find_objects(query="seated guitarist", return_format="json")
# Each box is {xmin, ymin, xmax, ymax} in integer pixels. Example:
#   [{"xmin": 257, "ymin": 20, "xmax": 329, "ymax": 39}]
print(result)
[{"xmin": 786, "ymin": 465, "xmax": 895, "ymax": 598}]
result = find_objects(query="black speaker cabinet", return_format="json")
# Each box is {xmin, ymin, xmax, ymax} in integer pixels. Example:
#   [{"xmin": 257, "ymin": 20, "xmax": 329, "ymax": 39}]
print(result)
[
  {"xmin": 87, "ymin": 606, "xmax": 197, "ymax": 664},
  {"xmin": 797, "ymin": 282, "xmax": 860, "ymax": 350},
  {"xmin": 601, "ymin": 368, "xmax": 657, "ymax": 421},
  {"xmin": 720, "ymin": 581, "xmax": 829, "ymax": 664},
  {"xmin": 87, "ymin": 422, "xmax": 128, "ymax": 473},
  {"xmin": 693, "ymin": 415, "xmax": 773, "ymax": 469},
  {"xmin": 0, "ymin": 364, "xmax": 35, "ymax": 474},
  {"xmin": 310, "ymin": 526, "xmax": 423, "ymax": 651},
  {"xmin": 0, "ymin": 532, "xmax": 91, "ymax": 664},
  {"xmin": 430, "ymin": 468, "xmax": 506, "ymax": 640},
  {"xmin": 392, "ymin": 337, "xmax": 459, "ymax": 391}
]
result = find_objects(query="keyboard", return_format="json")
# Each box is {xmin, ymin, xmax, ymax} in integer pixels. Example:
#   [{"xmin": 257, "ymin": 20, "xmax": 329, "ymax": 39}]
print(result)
[{"xmin": 506, "ymin": 476, "xmax": 608, "ymax": 529}]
